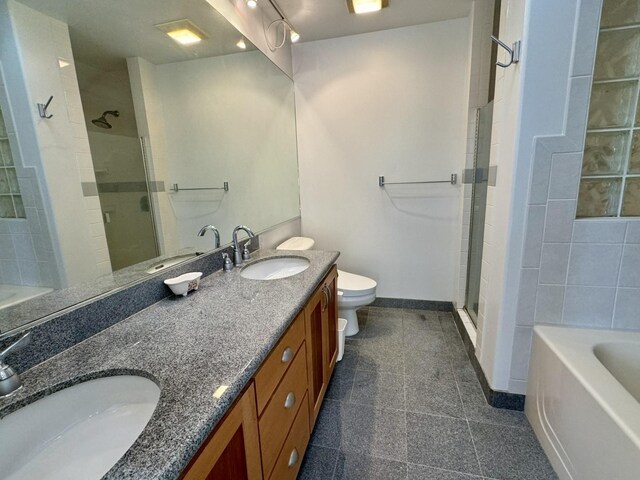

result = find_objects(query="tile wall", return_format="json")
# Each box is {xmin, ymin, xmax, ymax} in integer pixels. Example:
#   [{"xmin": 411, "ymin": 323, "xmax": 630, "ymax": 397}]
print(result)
[{"xmin": 510, "ymin": 0, "xmax": 640, "ymax": 392}]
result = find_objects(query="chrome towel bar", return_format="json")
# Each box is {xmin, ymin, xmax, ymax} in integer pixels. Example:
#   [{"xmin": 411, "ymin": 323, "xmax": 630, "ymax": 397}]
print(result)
[
  {"xmin": 171, "ymin": 182, "xmax": 229, "ymax": 192},
  {"xmin": 378, "ymin": 174, "xmax": 457, "ymax": 187}
]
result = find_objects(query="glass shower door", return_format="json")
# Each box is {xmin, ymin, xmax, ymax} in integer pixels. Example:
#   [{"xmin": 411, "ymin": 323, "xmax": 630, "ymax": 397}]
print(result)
[{"xmin": 465, "ymin": 101, "xmax": 493, "ymax": 325}]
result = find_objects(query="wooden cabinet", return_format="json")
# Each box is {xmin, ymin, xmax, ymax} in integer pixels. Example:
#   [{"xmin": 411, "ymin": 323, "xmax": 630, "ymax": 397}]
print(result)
[
  {"xmin": 182, "ymin": 265, "xmax": 338, "ymax": 480},
  {"xmin": 181, "ymin": 383, "xmax": 262, "ymax": 480},
  {"xmin": 304, "ymin": 265, "xmax": 338, "ymax": 428}
]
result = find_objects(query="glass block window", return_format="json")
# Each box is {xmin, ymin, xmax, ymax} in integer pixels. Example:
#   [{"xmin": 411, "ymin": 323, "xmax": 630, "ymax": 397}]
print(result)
[
  {"xmin": 578, "ymin": 0, "xmax": 640, "ymax": 217},
  {"xmin": 0, "ymin": 106, "xmax": 24, "ymax": 218}
]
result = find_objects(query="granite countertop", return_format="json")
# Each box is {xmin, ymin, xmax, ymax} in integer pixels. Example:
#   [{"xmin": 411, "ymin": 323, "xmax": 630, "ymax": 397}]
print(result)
[{"xmin": 0, "ymin": 249, "xmax": 339, "ymax": 479}]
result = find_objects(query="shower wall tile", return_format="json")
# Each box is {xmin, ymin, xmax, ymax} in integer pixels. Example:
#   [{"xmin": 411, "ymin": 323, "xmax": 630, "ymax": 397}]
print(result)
[
  {"xmin": 516, "ymin": 268, "xmax": 539, "ymax": 326},
  {"xmin": 510, "ymin": 326, "xmax": 533, "ymax": 380},
  {"xmin": 626, "ymin": 221, "xmax": 640, "ymax": 243},
  {"xmin": 573, "ymin": 220, "xmax": 627, "ymax": 243},
  {"xmin": 539, "ymin": 243, "xmax": 571, "ymax": 284},
  {"xmin": 618, "ymin": 244, "xmax": 640, "ymax": 287},
  {"xmin": 548, "ymin": 153, "xmax": 582, "ymax": 199},
  {"xmin": 522, "ymin": 205, "xmax": 546, "ymax": 267},
  {"xmin": 563, "ymin": 286, "xmax": 616, "ymax": 328},
  {"xmin": 572, "ymin": 0, "xmax": 603, "ymax": 77},
  {"xmin": 534, "ymin": 285, "xmax": 565, "ymax": 325},
  {"xmin": 567, "ymin": 243, "xmax": 623, "ymax": 286},
  {"xmin": 613, "ymin": 288, "xmax": 640, "ymax": 329},
  {"xmin": 529, "ymin": 143, "xmax": 552, "ymax": 205},
  {"xmin": 543, "ymin": 200, "xmax": 577, "ymax": 243}
]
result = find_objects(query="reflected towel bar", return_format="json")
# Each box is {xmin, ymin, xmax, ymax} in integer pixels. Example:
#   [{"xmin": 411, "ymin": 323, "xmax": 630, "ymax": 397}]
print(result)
[
  {"xmin": 171, "ymin": 182, "xmax": 229, "ymax": 192},
  {"xmin": 378, "ymin": 174, "xmax": 457, "ymax": 187}
]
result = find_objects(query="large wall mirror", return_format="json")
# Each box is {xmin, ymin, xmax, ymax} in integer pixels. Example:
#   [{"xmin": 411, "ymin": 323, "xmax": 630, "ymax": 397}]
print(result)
[{"xmin": 0, "ymin": 0, "xmax": 300, "ymax": 336}]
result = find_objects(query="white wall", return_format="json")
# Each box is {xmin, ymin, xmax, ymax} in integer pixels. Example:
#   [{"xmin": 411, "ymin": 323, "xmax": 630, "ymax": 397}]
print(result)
[
  {"xmin": 294, "ymin": 19, "xmax": 470, "ymax": 301},
  {"xmin": 0, "ymin": 0, "xmax": 111, "ymax": 287}
]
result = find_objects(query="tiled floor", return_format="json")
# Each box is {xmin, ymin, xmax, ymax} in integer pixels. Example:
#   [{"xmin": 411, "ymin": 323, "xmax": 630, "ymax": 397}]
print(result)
[{"xmin": 298, "ymin": 306, "xmax": 557, "ymax": 480}]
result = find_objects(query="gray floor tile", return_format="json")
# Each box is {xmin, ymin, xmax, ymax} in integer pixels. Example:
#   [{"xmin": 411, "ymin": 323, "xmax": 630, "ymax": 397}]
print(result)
[
  {"xmin": 298, "ymin": 445, "xmax": 339, "ymax": 480},
  {"xmin": 403, "ymin": 331, "xmax": 449, "ymax": 355},
  {"xmin": 406, "ymin": 412, "xmax": 481, "ymax": 475},
  {"xmin": 310, "ymin": 399, "xmax": 343, "ymax": 448},
  {"xmin": 334, "ymin": 451, "xmax": 408, "ymax": 480},
  {"xmin": 340, "ymin": 402, "xmax": 407, "ymax": 461},
  {"xmin": 350, "ymin": 370, "xmax": 405, "ymax": 410},
  {"xmin": 469, "ymin": 421, "xmax": 557, "ymax": 480},
  {"xmin": 407, "ymin": 463, "xmax": 485, "ymax": 479},
  {"xmin": 403, "ymin": 312, "xmax": 443, "ymax": 333},
  {"xmin": 369, "ymin": 306, "xmax": 405, "ymax": 317},
  {"xmin": 357, "ymin": 345, "xmax": 405, "ymax": 374},
  {"xmin": 404, "ymin": 349, "xmax": 454, "ymax": 381},
  {"xmin": 451, "ymin": 360, "xmax": 478, "ymax": 383},
  {"xmin": 326, "ymin": 374, "xmax": 354, "ymax": 402},
  {"xmin": 405, "ymin": 375, "xmax": 464, "ymax": 418},
  {"xmin": 458, "ymin": 381, "xmax": 528, "ymax": 428}
]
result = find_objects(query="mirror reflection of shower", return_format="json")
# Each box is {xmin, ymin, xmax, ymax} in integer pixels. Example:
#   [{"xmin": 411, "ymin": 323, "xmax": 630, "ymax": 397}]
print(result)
[{"xmin": 91, "ymin": 110, "xmax": 120, "ymax": 129}]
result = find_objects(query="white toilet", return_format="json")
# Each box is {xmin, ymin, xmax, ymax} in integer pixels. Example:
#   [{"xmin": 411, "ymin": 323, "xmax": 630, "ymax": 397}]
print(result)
[{"xmin": 276, "ymin": 237, "xmax": 377, "ymax": 336}]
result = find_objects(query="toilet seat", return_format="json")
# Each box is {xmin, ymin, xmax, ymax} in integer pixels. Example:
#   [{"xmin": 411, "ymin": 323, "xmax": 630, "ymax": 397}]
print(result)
[{"xmin": 337, "ymin": 270, "xmax": 377, "ymax": 297}]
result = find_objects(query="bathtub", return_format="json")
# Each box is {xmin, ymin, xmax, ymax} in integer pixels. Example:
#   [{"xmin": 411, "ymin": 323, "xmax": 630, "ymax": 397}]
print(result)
[{"xmin": 526, "ymin": 325, "xmax": 640, "ymax": 480}]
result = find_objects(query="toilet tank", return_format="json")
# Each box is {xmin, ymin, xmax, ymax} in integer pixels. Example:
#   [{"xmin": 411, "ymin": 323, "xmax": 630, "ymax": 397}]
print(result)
[{"xmin": 276, "ymin": 237, "xmax": 315, "ymax": 251}]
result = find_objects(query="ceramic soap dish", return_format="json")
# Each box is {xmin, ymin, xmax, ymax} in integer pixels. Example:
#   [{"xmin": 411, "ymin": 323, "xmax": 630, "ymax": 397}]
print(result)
[{"xmin": 164, "ymin": 272, "xmax": 202, "ymax": 297}]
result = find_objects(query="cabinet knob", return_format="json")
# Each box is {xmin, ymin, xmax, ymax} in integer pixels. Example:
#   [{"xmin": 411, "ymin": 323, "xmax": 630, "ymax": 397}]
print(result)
[
  {"xmin": 288, "ymin": 448, "xmax": 299, "ymax": 468},
  {"xmin": 281, "ymin": 347, "xmax": 294, "ymax": 363},
  {"xmin": 284, "ymin": 391, "xmax": 296, "ymax": 409}
]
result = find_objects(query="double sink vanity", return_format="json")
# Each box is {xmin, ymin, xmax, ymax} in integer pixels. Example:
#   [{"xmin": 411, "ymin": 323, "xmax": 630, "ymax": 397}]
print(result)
[{"xmin": 0, "ymin": 249, "xmax": 340, "ymax": 480}]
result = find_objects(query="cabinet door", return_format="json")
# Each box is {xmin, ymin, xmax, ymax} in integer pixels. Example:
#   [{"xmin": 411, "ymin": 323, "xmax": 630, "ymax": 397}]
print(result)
[
  {"xmin": 182, "ymin": 383, "xmax": 262, "ymax": 480},
  {"xmin": 324, "ymin": 268, "xmax": 338, "ymax": 381},
  {"xmin": 304, "ymin": 285, "xmax": 327, "ymax": 427}
]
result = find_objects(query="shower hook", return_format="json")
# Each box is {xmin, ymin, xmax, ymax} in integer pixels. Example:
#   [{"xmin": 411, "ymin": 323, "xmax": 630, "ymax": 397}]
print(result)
[
  {"xmin": 37, "ymin": 96, "xmax": 54, "ymax": 119},
  {"xmin": 491, "ymin": 36, "xmax": 521, "ymax": 68}
]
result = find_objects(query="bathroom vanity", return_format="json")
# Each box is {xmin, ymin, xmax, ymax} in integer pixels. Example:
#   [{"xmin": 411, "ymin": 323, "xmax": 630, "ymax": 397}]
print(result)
[
  {"xmin": 182, "ymin": 264, "xmax": 338, "ymax": 480},
  {"xmin": 0, "ymin": 250, "xmax": 339, "ymax": 480}
]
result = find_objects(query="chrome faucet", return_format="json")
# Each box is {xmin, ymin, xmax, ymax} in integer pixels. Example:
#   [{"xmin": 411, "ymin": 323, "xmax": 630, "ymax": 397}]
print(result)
[
  {"xmin": 197, "ymin": 224, "xmax": 220, "ymax": 249},
  {"xmin": 232, "ymin": 225, "xmax": 256, "ymax": 266},
  {"xmin": 0, "ymin": 331, "xmax": 31, "ymax": 398}
]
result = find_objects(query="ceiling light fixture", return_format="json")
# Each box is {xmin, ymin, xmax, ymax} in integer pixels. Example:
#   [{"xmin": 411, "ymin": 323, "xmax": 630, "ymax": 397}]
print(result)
[
  {"xmin": 346, "ymin": 0, "xmax": 389, "ymax": 14},
  {"xmin": 246, "ymin": 0, "xmax": 258, "ymax": 9},
  {"xmin": 155, "ymin": 19, "xmax": 208, "ymax": 46},
  {"xmin": 236, "ymin": 37, "xmax": 247, "ymax": 49},
  {"xmin": 264, "ymin": 0, "xmax": 300, "ymax": 49}
]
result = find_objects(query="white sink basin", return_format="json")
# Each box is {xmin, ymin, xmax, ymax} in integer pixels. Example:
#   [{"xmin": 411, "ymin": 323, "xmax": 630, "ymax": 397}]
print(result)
[
  {"xmin": 240, "ymin": 256, "xmax": 310, "ymax": 280},
  {"xmin": 0, "ymin": 375, "xmax": 160, "ymax": 480}
]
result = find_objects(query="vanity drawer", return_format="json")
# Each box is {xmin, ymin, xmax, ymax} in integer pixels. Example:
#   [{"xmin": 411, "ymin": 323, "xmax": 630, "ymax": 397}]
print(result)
[
  {"xmin": 259, "ymin": 346, "xmax": 308, "ymax": 478},
  {"xmin": 255, "ymin": 311, "xmax": 305, "ymax": 413},
  {"xmin": 268, "ymin": 392, "xmax": 310, "ymax": 480}
]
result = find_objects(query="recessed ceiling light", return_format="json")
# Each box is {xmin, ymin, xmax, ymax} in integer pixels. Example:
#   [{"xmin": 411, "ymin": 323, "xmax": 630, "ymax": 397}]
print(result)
[
  {"xmin": 246, "ymin": 0, "xmax": 258, "ymax": 8},
  {"xmin": 58, "ymin": 58, "xmax": 70, "ymax": 68},
  {"xmin": 155, "ymin": 19, "xmax": 208, "ymax": 46},
  {"xmin": 346, "ymin": 0, "xmax": 389, "ymax": 14},
  {"xmin": 236, "ymin": 37, "xmax": 247, "ymax": 49},
  {"xmin": 290, "ymin": 29, "xmax": 300, "ymax": 43}
]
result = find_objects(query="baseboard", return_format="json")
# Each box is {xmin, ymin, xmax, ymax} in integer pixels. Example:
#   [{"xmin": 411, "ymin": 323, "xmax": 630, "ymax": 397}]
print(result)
[
  {"xmin": 451, "ymin": 309, "xmax": 525, "ymax": 411},
  {"xmin": 371, "ymin": 297, "xmax": 453, "ymax": 312}
]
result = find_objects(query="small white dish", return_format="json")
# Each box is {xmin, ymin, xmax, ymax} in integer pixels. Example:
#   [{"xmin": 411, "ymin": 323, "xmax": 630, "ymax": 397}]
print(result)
[{"xmin": 163, "ymin": 272, "xmax": 202, "ymax": 297}]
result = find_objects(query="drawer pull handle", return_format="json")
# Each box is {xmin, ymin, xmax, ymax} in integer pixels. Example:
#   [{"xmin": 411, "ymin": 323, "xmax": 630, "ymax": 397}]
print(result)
[
  {"xmin": 281, "ymin": 347, "xmax": 294, "ymax": 363},
  {"xmin": 284, "ymin": 392, "xmax": 296, "ymax": 409},
  {"xmin": 288, "ymin": 448, "xmax": 299, "ymax": 468}
]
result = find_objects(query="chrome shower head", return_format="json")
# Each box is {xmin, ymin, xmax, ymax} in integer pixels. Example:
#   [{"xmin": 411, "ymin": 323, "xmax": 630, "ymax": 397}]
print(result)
[{"xmin": 91, "ymin": 110, "xmax": 120, "ymax": 129}]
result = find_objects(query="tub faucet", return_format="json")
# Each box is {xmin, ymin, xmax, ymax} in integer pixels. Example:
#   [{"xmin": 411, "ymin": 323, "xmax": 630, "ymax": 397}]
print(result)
[
  {"xmin": 0, "ymin": 331, "xmax": 31, "ymax": 398},
  {"xmin": 232, "ymin": 225, "xmax": 256, "ymax": 266},
  {"xmin": 198, "ymin": 224, "xmax": 220, "ymax": 249}
]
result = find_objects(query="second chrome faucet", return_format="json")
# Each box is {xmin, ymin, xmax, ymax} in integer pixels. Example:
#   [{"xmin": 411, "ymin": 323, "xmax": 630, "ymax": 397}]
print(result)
[{"xmin": 232, "ymin": 225, "xmax": 256, "ymax": 266}]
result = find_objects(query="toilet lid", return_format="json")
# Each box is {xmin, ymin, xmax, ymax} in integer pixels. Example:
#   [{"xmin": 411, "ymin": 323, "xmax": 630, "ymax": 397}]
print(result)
[
  {"xmin": 337, "ymin": 270, "xmax": 376, "ymax": 297},
  {"xmin": 276, "ymin": 237, "xmax": 315, "ymax": 251}
]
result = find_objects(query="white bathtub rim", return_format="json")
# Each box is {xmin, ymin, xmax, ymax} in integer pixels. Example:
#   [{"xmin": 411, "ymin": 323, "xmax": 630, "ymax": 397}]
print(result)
[{"xmin": 533, "ymin": 325, "xmax": 640, "ymax": 451}]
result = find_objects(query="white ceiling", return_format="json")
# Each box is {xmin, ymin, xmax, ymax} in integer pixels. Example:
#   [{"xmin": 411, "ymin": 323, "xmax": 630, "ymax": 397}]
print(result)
[
  {"xmin": 276, "ymin": 0, "xmax": 473, "ymax": 43},
  {"xmin": 17, "ymin": 0, "xmax": 257, "ymax": 70}
]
